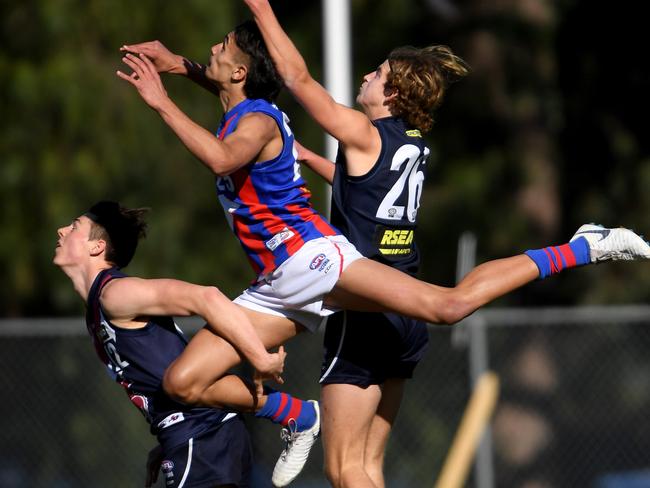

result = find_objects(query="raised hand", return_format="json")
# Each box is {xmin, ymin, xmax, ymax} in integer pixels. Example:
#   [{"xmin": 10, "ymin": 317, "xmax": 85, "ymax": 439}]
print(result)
[
  {"xmin": 120, "ymin": 41, "xmax": 186, "ymax": 75},
  {"xmin": 292, "ymin": 140, "xmax": 336, "ymax": 183},
  {"xmin": 117, "ymin": 53, "xmax": 170, "ymax": 110},
  {"xmin": 293, "ymin": 140, "xmax": 309, "ymax": 162}
]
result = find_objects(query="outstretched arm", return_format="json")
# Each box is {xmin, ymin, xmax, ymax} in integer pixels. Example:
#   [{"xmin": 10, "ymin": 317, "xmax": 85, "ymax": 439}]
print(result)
[
  {"xmin": 294, "ymin": 140, "xmax": 335, "ymax": 184},
  {"xmin": 100, "ymin": 277, "xmax": 285, "ymax": 382},
  {"xmin": 117, "ymin": 52, "xmax": 275, "ymax": 176},
  {"xmin": 120, "ymin": 41, "xmax": 220, "ymax": 96},
  {"xmin": 243, "ymin": 0, "xmax": 376, "ymax": 152}
]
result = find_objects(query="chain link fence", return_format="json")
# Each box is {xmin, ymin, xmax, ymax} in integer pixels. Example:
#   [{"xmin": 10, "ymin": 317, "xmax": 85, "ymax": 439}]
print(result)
[{"xmin": 2, "ymin": 306, "xmax": 650, "ymax": 487}]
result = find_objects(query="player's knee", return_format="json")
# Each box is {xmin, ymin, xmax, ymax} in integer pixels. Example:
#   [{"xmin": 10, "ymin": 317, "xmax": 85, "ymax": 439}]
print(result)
[
  {"xmin": 325, "ymin": 459, "xmax": 369, "ymax": 488},
  {"xmin": 323, "ymin": 464, "xmax": 341, "ymax": 488},
  {"xmin": 364, "ymin": 452, "xmax": 384, "ymax": 473},
  {"xmin": 363, "ymin": 456, "xmax": 385, "ymax": 485},
  {"xmin": 162, "ymin": 363, "xmax": 203, "ymax": 405},
  {"xmin": 339, "ymin": 466, "xmax": 370, "ymax": 487},
  {"xmin": 324, "ymin": 456, "xmax": 345, "ymax": 488}
]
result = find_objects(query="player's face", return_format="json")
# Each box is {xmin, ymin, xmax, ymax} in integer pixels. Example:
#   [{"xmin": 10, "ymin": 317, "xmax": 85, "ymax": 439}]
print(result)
[
  {"xmin": 206, "ymin": 32, "xmax": 245, "ymax": 85},
  {"xmin": 357, "ymin": 60, "xmax": 392, "ymax": 111},
  {"xmin": 53, "ymin": 215, "xmax": 95, "ymax": 267}
]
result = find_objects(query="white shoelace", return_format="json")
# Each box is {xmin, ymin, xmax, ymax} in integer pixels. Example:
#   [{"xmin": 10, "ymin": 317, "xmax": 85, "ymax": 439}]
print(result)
[{"xmin": 279, "ymin": 418, "xmax": 298, "ymax": 461}]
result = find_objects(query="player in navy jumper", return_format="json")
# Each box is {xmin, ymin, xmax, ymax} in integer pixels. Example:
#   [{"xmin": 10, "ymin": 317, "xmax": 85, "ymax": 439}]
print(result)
[
  {"xmin": 53, "ymin": 201, "xmax": 287, "ymax": 487},
  {"xmin": 288, "ymin": 46, "xmax": 467, "ymax": 486},
  {"xmin": 242, "ymin": 1, "xmax": 650, "ymax": 486},
  {"xmin": 119, "ymin": 12, "xmax": 650, "ymax": 487}
]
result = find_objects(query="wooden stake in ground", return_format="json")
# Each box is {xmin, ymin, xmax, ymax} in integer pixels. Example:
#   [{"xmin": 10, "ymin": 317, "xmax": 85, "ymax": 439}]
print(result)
[{"xmin": 434, "ymin": 372, "xmax": 500, "ymax": 488}]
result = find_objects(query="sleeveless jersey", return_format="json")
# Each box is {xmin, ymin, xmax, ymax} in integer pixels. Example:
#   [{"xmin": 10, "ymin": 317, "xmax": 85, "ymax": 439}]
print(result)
[
  {"xmin": 85, "ymin": 268, "xmax": 234, "ymax": 449},
  {"xmin": 331, "ymin": 116, "xmax": 430, "ymax": 275},
  {"xmin": 215, "ymin": 98, "xmax": 339, "ymax": 277}
]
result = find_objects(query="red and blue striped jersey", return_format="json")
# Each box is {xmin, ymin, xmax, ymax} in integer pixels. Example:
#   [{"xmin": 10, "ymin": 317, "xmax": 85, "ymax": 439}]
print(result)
[{"xmin": 215, "ymin": 98, "xmax": 339, "ymax": 277}]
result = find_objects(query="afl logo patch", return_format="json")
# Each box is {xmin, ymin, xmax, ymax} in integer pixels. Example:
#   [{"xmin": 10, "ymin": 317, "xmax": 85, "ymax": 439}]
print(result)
[
  {"xmin": 309, "ymin": 253, "xmax": 327, "ymax": 270},
  {"xmin": 161, "ymin": 460, "xmax": 174, "ymax": 472}
]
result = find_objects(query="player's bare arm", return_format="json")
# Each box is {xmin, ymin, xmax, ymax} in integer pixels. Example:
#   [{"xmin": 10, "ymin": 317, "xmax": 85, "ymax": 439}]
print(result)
[
  {"xmin": 121, "ymin": 41, "xmax": 187, "ymax": 74},
  {"xmin": 117, "ymin": 53, "xmax": 278, "ymax": 176},
  {"xmin": 244, "ymin": 0, "xmax": 379, "ymax": 154},
  {"xmin": 120, "ymin": 40, "xmax": 220, "ymax": 96},
  {"xmin": 222, "ymin": 112, "xmax": 284, "ymax": 168},
  {"xmin": 294, "ymin": 141, "xmax": 335, "ymax": 184},
  {"xmin": 99, "ymin": 277, "xmax": 286, "ymax": 381}
]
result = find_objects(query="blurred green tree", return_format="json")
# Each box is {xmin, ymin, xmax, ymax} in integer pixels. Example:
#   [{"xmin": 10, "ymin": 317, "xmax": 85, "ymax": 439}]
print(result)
[{"xmin": 1, "ymin": 0, "xmax": 649, "ymax": 318}]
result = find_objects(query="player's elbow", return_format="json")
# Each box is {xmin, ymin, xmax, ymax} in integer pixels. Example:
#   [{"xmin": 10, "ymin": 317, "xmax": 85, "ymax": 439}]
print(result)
[
  {"xmin": 397, "ymin": 286, "xmax": 470, "ymax": 326},
  {"xmin": 198, "ymin": 150, "xmax": 239, "ymax": 178},
  {"xmin": 211, "ymin": 165, "xmax": 233, "ymax": 178},
  {"xmin": 204, "ymin": 159, "xmax": 233, "ymax": 178},
  {"xmin": 163, "ymin": 362, "xmax": 204, "ymax": 405},
  {"xmin": 199, "ymin": 286, "xmax": 227, "ymax": 309},
  {"xmin": 426, "ymin": 295, "xmax": 475, "ymax": 326}
]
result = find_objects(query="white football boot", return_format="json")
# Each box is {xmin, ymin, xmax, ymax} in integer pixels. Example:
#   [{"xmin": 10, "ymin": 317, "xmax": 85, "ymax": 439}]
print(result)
[
  {"xmin": 570, "ymin": 224, "xmax": 650, "ymax": 263},
  {"xmin": 272, "ymin": 400, "xmax": 321, "ymax": 487}
]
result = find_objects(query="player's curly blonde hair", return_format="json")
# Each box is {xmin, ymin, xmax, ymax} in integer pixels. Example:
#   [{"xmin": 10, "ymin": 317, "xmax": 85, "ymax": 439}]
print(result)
[{"xmin": 386, "ymin": 45, "xmax": 468, "ymax": 133}]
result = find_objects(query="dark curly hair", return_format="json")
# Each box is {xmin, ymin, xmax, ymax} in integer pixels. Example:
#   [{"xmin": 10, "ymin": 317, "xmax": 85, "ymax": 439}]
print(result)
[
  {"xmin": 85, "ymin": 201, "xmax": 148, "ymax": 269},
  {"xmin": 386, "ymin": 45, "xmax": 469, "ymax": 133},
  {"xmin": 233, "ymin": 20, "xmax": 283, "ymax": 102}
]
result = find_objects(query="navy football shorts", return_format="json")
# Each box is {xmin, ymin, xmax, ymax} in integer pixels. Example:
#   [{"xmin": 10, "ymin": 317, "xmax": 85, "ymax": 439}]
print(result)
[
  {"xmin": 160, "ymin": 416, "xmax": 252, "ymax": 487},
  {"xmin": 320, "ymin": 310, "xmax": 429, "ymax": 387}
]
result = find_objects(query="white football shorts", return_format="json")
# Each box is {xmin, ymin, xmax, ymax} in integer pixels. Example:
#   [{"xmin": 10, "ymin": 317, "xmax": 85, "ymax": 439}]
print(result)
[{"xmin": 234, "ymin": 235, "xmax": 364, "ymax": 332}]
